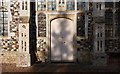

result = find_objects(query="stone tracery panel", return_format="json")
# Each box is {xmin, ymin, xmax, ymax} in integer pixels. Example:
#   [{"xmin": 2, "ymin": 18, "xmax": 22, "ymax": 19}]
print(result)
[{"xmin": 38, "ymin": 13, "xmax": 46, "ymax": 37}]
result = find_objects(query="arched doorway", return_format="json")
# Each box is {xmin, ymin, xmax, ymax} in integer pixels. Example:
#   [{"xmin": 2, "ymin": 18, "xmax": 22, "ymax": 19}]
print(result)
[{"xmin": 50, "ymin": 18, "xmax": 74, "ymax": 62}]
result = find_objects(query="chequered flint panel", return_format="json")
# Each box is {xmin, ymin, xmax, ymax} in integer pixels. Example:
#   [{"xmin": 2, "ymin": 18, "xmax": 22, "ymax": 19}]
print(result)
[
  {"xmin": 37, "ymin": 38, "xmax": 47, "ymax": 51},
  {"xmin": 36, "ymin": 38, "xmax": 47, "ymax": 61},
  {"xmin": 1, "ymin": 39, "xmax": 18, "ymax": 51},
  {"xmin": 9, "ymin": 0, "xmax": 20, "ymax": 51}
]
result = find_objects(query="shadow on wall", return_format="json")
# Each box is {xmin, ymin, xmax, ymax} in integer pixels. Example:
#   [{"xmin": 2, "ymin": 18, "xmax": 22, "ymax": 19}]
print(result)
[{"xmin": 29, "ymin": 2, "xmax": 37, "ymax": 65}]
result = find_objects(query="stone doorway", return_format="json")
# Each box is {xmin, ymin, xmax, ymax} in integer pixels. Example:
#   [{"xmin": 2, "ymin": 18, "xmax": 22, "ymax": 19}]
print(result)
[{"xmin": 51, "ymin": 18, "xmax": 74, "ymax": 62}]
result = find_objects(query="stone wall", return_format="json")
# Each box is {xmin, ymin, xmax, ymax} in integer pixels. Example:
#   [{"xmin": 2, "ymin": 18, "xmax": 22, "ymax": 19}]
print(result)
[{"xmin": 0, "ymin": 0, "xmax": 20, "ymax": 64}]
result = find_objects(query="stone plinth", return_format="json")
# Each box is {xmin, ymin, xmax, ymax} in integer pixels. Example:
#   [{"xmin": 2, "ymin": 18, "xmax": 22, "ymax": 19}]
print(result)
[
  {"xmin": 92, "ymin": 53, "xmax": 108, "ymax": 66},
  {"xmin": 77, "ymin": 51, "xmax": 92, "ymax": 64},
  {"xmin": 17, "ymin": 52, "xmax": 31, "ymax": 67}
]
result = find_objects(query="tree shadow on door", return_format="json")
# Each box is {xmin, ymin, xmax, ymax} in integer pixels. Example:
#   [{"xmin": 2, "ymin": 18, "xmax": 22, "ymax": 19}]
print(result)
[{"xmin": 51, "ymin": 17, "xmax": 74, "ymax": 62}]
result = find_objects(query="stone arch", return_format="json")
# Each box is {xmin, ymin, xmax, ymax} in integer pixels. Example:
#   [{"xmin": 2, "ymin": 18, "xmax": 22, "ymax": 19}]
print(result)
[{"xmin": 50, "ymin": 17, "xmax": 73, "ymax": 23}]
